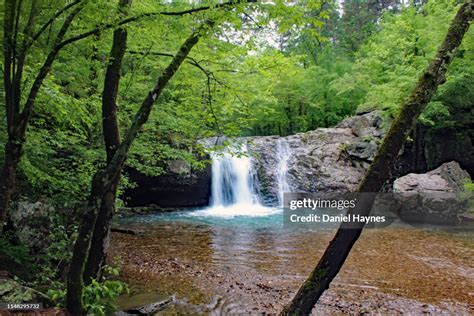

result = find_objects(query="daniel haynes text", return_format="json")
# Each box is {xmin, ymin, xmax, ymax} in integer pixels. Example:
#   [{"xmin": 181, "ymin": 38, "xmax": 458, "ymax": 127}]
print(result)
[{"xmin": 289, "ymin": 213, "xmax": 386, "ymax": 223}]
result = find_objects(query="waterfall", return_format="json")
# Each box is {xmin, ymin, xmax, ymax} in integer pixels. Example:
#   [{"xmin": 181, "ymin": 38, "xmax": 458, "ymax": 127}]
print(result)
[
  {"xmin": 276, "ymin": 139, "xmax": 292, "ymax": 206},
  {"xmin": 193, "ymin": 142, "xmax": 277, "ymax": 218},
  {"xmin": 193, "ymin": 138, "xmax": 293, "ymax": 218},
  {"xmin": 210, "ymin": 143, "xmax": 259, "ymax": 207}
]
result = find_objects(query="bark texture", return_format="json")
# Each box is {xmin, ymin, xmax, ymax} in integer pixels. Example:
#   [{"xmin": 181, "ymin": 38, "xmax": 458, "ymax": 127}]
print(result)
[
  {"xmin": 281, "ymin": 2, "xmax": 473, "ymax": 315},
  {"xmin": 66, "ymin": 24, "xmax": 208, "ymax": 315},
  {"xmin": 0, "ymin": 0, "xmax": 18, "ymax": 234},
  {"xmin": 83, "ymin": 0, "xmax": 132, "ymax": 284}
]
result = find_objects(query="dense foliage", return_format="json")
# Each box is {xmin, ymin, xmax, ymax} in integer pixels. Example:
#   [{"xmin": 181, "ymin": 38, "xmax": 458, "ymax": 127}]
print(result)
[
  {"xmin": 0, "ymin": 0, "xmax": 472, "ymax": 312},
  {"xmin": 1, "ymin": 0, "xmax": 471, "ymax": 206}
]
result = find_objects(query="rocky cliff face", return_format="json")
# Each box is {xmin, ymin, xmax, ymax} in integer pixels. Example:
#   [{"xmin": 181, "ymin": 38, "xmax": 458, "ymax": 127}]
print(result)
[
  {"xmin": 396, "ymin": 124, "xmax": 474, "ymax": 180},
  {"xmin": 123, "ymin": 112, "xmax": 386, "ymax": 208},
  {"xmin": 248, "ymin": 111, "xmax": 386, "ymax": 204}
]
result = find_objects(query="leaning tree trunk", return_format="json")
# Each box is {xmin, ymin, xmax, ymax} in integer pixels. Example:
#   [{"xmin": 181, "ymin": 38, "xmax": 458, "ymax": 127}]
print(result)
[
  {"xmin": 83, "ymin": 0, "xmax": 132, "ymax": 284},
  {"xmin": 66, "ymin": 23, "xmax": 209, "ymax": 315},
  {"xmin": 281, "ymin": 2, "xmax": 473, "ymax": 315}
]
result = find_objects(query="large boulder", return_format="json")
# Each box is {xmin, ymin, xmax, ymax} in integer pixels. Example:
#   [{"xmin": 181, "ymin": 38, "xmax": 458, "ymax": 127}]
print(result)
[
  {"xmin": 393, "ymin": 161, "xmax": 471, "ymax": 224},
  {"xmin": 336, "ymin": 110, "xmax": 386, "ymax": 138}
]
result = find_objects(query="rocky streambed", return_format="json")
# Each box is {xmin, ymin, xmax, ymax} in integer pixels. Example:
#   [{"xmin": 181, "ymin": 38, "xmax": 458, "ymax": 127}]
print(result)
[{"xmin": 110, "ymin": 214, "xmax": 474, "ymax": 315}]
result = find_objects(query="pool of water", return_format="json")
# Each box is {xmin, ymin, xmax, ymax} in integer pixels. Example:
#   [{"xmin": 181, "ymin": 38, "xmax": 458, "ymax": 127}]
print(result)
[{"xmin": 112, "ymin": 208, "xmax": 474, "ymax": 314}]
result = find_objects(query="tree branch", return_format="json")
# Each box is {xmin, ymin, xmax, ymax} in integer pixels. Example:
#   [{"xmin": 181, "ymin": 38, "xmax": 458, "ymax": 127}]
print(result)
[
  {"xmin": 17, "ymin": 3, "xmax": 85, "ymax": 135},
  {"xmin": 56, "ymin": 0, "xmax": 257, "ymax": 50},
  {"xmin": 122, "ymin": 44, "xmax": 154, "ymax": 97},
  {"xmin": 13, "ymin": 0, "xmax": 38, "ymax": 119},
  {"xmin": 28, "ymin": 0, "xmax": 83, "ymax": 49},
  {"xmin": 243, "ymin": 11, "xmax": 263, "ymax": 29},
  {"xmin": 12, "ymin": 0, "xmax": 23, "ymax": 77},
  {"xmin": 128, "ymin": 50, "xmax": 211, "ymax": 75},
  {"xmin": 206, "ymin": 75, "xmax": 223, "ymax": 134}
]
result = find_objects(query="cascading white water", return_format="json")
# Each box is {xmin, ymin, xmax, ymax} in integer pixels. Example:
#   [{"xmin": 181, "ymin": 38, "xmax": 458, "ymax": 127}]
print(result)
[
  {"xmin": 276, "ymin": 139, "xmax": 292, "ymax": 206},
  {"xmin": 210, "ymin": 144, "xmax": 259, "ymax": 207},
  {"xmin": 193, "ymin": 142, "xmax": 277, "ymax": 218}
]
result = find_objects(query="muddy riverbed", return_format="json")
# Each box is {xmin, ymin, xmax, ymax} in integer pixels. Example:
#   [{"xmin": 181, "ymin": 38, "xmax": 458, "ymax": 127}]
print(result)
[{"xmin": 110, "ymin": 211, "xmax": 474, "ymax": 314}]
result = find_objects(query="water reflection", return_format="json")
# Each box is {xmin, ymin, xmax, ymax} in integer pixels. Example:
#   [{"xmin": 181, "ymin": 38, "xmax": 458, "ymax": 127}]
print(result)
[{"xmin": 112, "ymin": 211, "xmax": 474, "ymax": 314}]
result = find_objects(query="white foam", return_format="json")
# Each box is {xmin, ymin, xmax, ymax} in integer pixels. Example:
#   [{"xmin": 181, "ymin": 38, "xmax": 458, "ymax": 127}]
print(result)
[
  {"xmin": 191, "ymin": 204, "xmax": 280, "ymax": 219},
  {"xmin": 202, "ymin": 140, "xmax": 288, "ymax": 219}
]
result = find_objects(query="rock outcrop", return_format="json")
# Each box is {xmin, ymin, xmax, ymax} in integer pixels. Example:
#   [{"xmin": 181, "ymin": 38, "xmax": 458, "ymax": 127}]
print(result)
[
  {"xmin": 393, "ymin": 161, "xmax": 471, "ymax": 224},
  {"xmin": 123, "ymin": 158, "xmax": 212, "ymax": 208},
  {"xmin": 124, "ymin": 112, "xmax": 387, "ymax": 207},
  {"xmin": 0, "ymin": 278, "xmax": 50, "ymax": 305},
  {"xmin": 249, "ymin": 111, "xmax": 386, "ymax": 204},
  {"xmin": 123, "ymin": 110, "xmax": 472, "ymax": 215}
]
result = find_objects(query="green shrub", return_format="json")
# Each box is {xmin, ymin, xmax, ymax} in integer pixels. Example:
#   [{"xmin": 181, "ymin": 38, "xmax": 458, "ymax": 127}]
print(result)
[{"xmin": 47, "ymin": 266, "xmax": 129, "ymax": 315}]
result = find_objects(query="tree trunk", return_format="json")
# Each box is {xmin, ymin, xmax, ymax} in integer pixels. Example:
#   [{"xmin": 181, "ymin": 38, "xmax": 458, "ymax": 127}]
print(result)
[
  {"xmin": 0, "ymin": 2, "xmax": 84, "ymax": 234},
  {"xmin": 66, "ymin": 23, "xmax": 209, "ymax": 315},
  {"xmin": 1, "ymin": 0, "xmax": 40, "ymax": 233},
  {"xmin": 0, "ymin": 0, "xmax": 17, "ymax": 234},
  {"xmin": 0, "ymin": 140, "xmax": 22, "ymax": 233},
  {"xmin": 83, "ymin": 0, "xmax": 132, "ymax": 284},
  {"xmin": 281, "ymin": 2, "xmax": 473, "ymax": 315},
  {"xmin": 82, "ymin": 180, "xmax": 119, "ymax": 282}
]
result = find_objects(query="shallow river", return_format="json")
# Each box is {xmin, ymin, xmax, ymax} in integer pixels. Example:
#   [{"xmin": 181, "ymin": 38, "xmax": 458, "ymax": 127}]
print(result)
[{"xmin": 110, "ymin": 209, "xmax": 474, "ymax": 314}]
